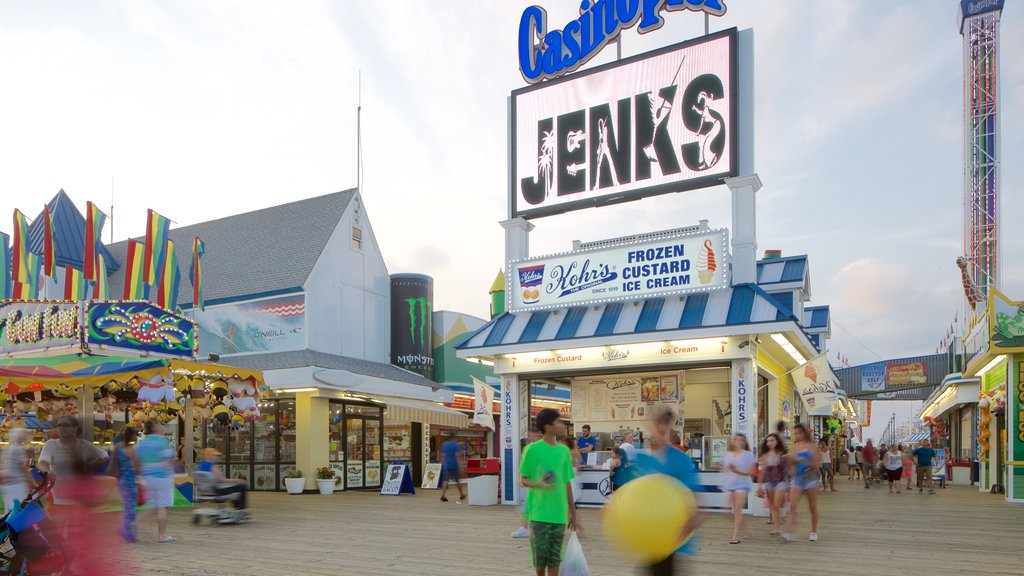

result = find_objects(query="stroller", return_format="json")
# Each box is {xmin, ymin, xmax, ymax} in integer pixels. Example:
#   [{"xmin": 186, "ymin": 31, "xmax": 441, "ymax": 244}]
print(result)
[{"xmin": 0, "ymin": 473, "xmax": 68, "ymax": 575}]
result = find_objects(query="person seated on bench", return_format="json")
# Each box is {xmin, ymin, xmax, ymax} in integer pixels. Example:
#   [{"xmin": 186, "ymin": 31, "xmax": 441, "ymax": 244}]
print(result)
[{"xmin": 197, "ymin": 449, "xmax": 248, "ymax": 509}]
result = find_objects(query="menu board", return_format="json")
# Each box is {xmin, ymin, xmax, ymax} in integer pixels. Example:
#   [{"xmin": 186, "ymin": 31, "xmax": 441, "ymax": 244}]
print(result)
[{"xmin": 571, "ymin": 372, "xmax": 683, "ymax": 423}]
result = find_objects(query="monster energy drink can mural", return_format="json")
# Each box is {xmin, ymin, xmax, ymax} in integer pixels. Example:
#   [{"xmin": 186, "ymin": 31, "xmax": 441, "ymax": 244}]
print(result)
[{"xmin": 390, "ymin": 273, "xmax": 434, "ymax": 379}]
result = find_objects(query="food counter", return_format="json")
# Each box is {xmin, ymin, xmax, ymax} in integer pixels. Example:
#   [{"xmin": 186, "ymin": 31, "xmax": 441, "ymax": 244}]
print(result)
[{"xmin": 575, "ymin": 451, "xmax": 767, "ymax": 515}]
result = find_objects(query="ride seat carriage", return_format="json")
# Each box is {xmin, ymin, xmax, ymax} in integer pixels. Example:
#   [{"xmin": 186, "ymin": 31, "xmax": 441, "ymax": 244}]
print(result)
[{"xmin": 191, "ymin": 471, "xmax": 251, "ymax": 525}]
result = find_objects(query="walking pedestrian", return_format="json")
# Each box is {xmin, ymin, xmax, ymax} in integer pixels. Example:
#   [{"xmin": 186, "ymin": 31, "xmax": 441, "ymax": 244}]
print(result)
[
  {"xmin": 520, "ymin": 408, "xmax": 577, "ymax": 576},
  {"xmin": 781, "ymin": 423, "xmax": 821, "ymax": 542},
  {"xmin": 901, "ymin": 445, "xmax": 914, "ymax": 492},
  {"xmin": 882, "ymin": 444, "xmax": 904, "ymax": 494},
  {"xmin": 1, "ymin": 428, "xmax": 34, "ymax": 513},
  {"xmin": 861, "ymin": 441, "xmax": 877, "ymax": 489},
  {"xmin": 757, "ymin": 433, "xmax": 788, "ymax": 536},
  {"xmin": 847, "ymin": 446, "xmax": 859, "ymax": 481},
  {"xmin": 618, "ymin": 406, "xmax": 702, "ymax": 576},
  {"xmin": 109, "ymin": 427, "xmax": 140, "ymax": 542},
  {"xmin": 912, "ymin": 441, "xmax": 937, "ymax": 494},
  {"xmin": 439, "ymin": 434, "xmax": 466, "ymax": 503},
  {"xmin": 854, "ymin": 446, "xmax": 864, "ymax": 481},
  {"xmin": 723, "ymin": 433, "xmax": 756, "ymax": 544},
  {"xmin": 136, "ymin": 419, "xmax": 177, "ymax": 543},
  {"xmin": 818, "ymin": 439, "xmax": 836, "ymax": 492}
]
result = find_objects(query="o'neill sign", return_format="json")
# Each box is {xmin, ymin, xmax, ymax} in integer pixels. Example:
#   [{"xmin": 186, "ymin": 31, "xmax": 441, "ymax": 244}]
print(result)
[
  {"xmin": 518, "ymin": 0, "xmax": 728, "ymax": 84},
  {"xmin": 509, "ymin": 227, "xmax": 728, "ymax": 312},
  {"xmin": 512, "ymin": 28, "xmax": 737, "ymax": 219}
]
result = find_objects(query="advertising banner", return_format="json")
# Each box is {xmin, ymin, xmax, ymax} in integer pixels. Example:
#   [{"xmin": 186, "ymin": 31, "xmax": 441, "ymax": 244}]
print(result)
[
  {"xmin": 789, "ymin": 354, "xmax": 840, "ymax": 417},
  {"xmin": 570, "ymin": 371, "xmax": 681, "ymax": 423},
  {"xmin": 495, "ymin": 337, "xmax": 739, "ymax": 374},
  {"xmin": 508, "ymin": 228, "xmax": 728, "ymax": 312},
  {"xmin": 861, "ymin": 363, "xmax": 886, "ymax": 393},
  {"xmin": 512, "ymin": 29, "xmax": 737, "ymax": 219},
  {"xmin": 390, "ymin": 274, "xmax": 434, "ymax": 379},
  {"xmin": 196, "ymin": 294, "xmax": 304, "ymax": 356},
  {"xmin": 0, "ymin": 300, "xmax": 80, "ymax": 356},
  {"xmin": 86, "ymin": 301, "xmax": 194, "ymax": 358},
  {"xmin": 472, "ymin": 377, "xmax": 496, "ymax": 430},
  {"xmin": 886, "ymin": 362, "xmax": 927, "ymax": 388}
]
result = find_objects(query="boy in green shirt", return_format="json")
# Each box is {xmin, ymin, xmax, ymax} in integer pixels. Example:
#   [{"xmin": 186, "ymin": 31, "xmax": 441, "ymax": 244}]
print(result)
[{"xmin": 520, "ymin": 408, "xmax": 578, "ymax": 576}]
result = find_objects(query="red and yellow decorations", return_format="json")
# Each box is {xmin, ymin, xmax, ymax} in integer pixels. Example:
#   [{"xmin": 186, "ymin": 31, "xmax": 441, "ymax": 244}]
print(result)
[
  {"xmin": 979, "ymin": 391, "xmax": 994, "ymax": 462},
  {"xmin": 225, "ymin": 377, "xmax": 260, "ymax": 422}
]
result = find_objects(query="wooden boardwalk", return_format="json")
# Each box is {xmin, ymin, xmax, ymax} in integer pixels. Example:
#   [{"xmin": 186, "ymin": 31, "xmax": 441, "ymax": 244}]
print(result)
[{"xmin": 115, "ymin": 477, "xmax": 1023, "ymax": 576}]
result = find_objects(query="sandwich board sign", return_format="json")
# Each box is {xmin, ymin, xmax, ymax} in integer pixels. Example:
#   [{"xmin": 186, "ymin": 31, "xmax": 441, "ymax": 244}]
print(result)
[
  {"xmin": 422, "ymin": 463, "xmax": 442, "ymax": 489},
  {"xmin": 380, "ymin": 464, "xmax": 416, "ymax": 496}
]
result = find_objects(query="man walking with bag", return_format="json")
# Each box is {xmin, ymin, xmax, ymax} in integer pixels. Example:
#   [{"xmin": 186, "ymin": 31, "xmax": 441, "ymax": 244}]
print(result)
[{"xmin": 521, "ymin": 408, "xmax": 579, "ymax": 576}]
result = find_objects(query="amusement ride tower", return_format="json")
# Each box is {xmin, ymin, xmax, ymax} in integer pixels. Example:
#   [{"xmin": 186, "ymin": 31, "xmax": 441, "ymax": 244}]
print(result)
[{"xmin": 959, "ymin": 0, "xmax": 1004, "ymax": 302}]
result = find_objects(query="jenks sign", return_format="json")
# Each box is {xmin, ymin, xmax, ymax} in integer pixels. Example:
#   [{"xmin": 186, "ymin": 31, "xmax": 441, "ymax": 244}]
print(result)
[
  {"xmin": 509, "ymin": 228, "xmax": 728, "ymax": 312},
  {"xmin": 512, "ymin": 29, "xmax": 737, "ymax": 219},
  {"xmin": 518, "ymin": 0, "xmax": 728, "ymax": 84}
]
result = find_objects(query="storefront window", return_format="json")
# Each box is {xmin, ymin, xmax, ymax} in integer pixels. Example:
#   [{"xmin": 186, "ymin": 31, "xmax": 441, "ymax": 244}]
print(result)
[
  {"xmin": 365, "ymin": 419, "xmax": 381, "ymax": 487},
  {"xmin": 384, "ymin": 424, "xmax": 412, "ymax": 465},
  {"xmin": 278, "ymin": 400, "xmax": 297, "ymax": 486},
  {"xmin": 253, "ymin": 401, "xmax": 278, "ymax": 491}
]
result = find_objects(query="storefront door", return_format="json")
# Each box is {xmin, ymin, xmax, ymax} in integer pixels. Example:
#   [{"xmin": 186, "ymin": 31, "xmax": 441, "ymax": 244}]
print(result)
[{"xmin": 343, "ymin": 412, "xmax": 383, "ymax": 490}]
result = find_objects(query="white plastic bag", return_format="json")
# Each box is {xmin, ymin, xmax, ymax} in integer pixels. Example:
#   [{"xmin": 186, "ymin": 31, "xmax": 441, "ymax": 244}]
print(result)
[{"xmin": 559, "ymin": 531, "xmax": 591, "ymax": 576}]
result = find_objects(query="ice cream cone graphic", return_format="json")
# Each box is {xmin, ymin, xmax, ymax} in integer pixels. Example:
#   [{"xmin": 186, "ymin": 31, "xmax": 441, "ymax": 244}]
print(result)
[{"xmin": 697, "ymin": 239, "xmax": 717, "ymax": 284}]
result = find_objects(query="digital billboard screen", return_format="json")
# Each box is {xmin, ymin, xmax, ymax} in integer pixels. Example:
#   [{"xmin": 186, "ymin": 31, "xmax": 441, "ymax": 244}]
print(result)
[{"xmin": 512, "ymin": 28, "xmax": 737, "ymax": 219}]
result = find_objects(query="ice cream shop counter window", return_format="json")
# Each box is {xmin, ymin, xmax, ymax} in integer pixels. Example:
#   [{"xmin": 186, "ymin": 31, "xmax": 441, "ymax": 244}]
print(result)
[
  {"xmin": 329, "ymin": 400, "xmax": 384, "ymax": 490},
  {"xmin": 199, "ymin": 398, "xmax": 296, "ymax": 492}
]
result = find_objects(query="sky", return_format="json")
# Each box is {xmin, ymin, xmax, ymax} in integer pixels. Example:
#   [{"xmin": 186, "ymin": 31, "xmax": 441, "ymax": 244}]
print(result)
[{"xmin": 1, "ymin": 0, "xmax": 1022, "ymax": 385}]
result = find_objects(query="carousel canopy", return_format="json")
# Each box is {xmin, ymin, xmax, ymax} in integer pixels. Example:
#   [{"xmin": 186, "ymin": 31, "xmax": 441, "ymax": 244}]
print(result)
[{"xmin": 0, "ymin": 354, "xmax": 266, "ymax": 393}]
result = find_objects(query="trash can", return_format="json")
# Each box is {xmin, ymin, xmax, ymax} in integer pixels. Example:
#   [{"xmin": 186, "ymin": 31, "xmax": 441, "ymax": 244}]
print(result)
[{"xmin": 467, "ymin": 475, "xmax": 499, "ymax": 506}]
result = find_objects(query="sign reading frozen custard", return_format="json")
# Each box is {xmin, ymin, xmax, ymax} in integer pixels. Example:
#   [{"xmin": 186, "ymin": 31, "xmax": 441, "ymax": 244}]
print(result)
[
  {"xmin": 509, "ymin": 228, "xmax": 728, "ymax": 312},
  {"xmin": 513, "ymin": 29, "xmax": 737, "ymax": 219}
]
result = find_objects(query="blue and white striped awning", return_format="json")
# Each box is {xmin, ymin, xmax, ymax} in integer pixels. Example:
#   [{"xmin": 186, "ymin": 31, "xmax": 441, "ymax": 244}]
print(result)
[
  {"xmin": 457, "ymin": 283, "xmax": 804, "ymax": 354},
  {"xmin": 901, "ymin": 432, "xmax": 930, "ymax": 444}
]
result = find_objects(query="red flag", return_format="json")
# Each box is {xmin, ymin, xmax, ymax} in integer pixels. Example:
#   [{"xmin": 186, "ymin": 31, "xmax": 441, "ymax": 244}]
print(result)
[{"xmin": 42, "ymin": 205, "xmax": 56, "ymax": 279}]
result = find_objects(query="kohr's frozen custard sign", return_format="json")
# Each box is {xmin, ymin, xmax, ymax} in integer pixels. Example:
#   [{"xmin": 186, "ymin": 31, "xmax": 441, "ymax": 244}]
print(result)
[
  {"xmin": 513, "ymin": 29, "xmax": 737, "ymax": 219},
  {"xmin": 509, "ymin": 228, "xmax": 728, "ymax": 312},
  {"xmin": 518, "ymin": 0, "xmax": 728, "ymax": 84}
]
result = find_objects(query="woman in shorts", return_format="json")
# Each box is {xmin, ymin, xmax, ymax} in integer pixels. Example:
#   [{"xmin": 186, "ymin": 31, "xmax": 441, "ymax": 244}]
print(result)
[
  {"xmin": 901, "ymin": 445, "xmax": 914, "ymax": 491},
  {"xmin": 883, "ymin": 444, "xmax": 904, "ymax": 494},
  {"xmin": 757, "ymin": 432, "xmax": 789, "ymax": 537},
  {"xmin": 818, "ymin": 439, "xmax": 836, "ymax": 492},
  {"xmin": 723, "ymin": 433, "xmax": 756, "ymax": 544},
  {"xmin": 782, "ymin": 424, "xmax": 821, "ymax": 542},
  {"xmin": 136, "ymin": 419, "xmax": 177, "ymax": 543}
]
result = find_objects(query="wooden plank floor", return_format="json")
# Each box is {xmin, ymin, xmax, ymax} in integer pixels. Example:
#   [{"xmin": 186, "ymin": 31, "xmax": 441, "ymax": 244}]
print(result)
[{"xmin": 112, "ymin": 476, "xmax": 1023, "ymax": 576}]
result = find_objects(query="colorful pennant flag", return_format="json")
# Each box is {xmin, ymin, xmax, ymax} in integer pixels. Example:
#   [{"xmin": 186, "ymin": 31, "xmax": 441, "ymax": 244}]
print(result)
[
  {"xmin": 123, "ymin": 239, "xmax": 146, "ymax": 300},
  {"xmin": 93, "ymin": 252, "xmax": 109, "ymax": 300},
  {"xmin": 15, "ymin": 252, "xmax": 41, "ymax": 300},
  {"xmin": 83, "ymin": 202, "xmax": 107, "ymax": 282},
  {"xmin": 0, "ymin": 232, "xmax": 10, "ymax": 299},
  {"xmin": 64, "ymin": 266, "xmax": 87, "ymax": 300},
  {"xmin": 156, "ymin": 239, "xmax": 179, "ymax": 309},
  {"xmin": 42, "ymin": 205, "xmax": 56, "ymax": 279},
  {"xmin": 143, "ymin": 209, "xmax": 170, "ymax": 285},
  {"xmin": 190, "ymin": 236, "xmax": 205, "ymax": 311},
  {"xmin": 11, "ymin": 210, "xmax": 29, "ymax": 285}
]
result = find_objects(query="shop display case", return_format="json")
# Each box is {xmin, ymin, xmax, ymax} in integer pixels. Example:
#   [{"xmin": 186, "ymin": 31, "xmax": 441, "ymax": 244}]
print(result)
[{"xmin": 384, "ymin": 424, "xmax": 412, "ymax": 464}]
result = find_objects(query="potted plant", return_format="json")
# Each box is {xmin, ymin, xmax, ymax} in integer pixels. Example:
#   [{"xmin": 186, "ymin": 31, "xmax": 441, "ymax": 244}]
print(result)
[
  {"xmin": 316, "ymin": 466, "xmax": 340, "ymax": 495},
  {"xmin": 284, "ymin": 468, "xmax": 305, "ymax": 494}
]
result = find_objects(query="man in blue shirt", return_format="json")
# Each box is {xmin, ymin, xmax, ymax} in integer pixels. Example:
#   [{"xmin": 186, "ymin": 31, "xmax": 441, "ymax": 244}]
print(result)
[
  {"xmin": 439, "ymin": 435, "xmax": 465, "ymax": 502},
  {"xmin": 621, "ymin": 407, "xmax": 703, "ymax": 576},
  {"xmin": 912, "ymin": 440, "xmax": 937, "ymax": 494},
  {"xmin": 577, "ymin": 425, "xmax": 598, "ymax": 465}
]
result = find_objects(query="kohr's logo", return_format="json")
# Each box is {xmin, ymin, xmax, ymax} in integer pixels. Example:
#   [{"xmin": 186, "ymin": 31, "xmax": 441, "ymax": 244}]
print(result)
[
  {"xmin": 598, "ymin": 477, "xmax": 613, "ymax": 497},
  {"xmin": 547, "ymin": 258, "xmax": 617, "ymax": 299},
  {"xmin": 735, "ymin": 364, "xmax": 747, "ymax": 431},
  {"xmin": 518, "ymin": 0, "xmax": 727, "ymax": 84},
  {"xmin": 405, "ymin": 297, "xmax": 431, "ymax": 349},
  {"xmin": 518, "ymin": 265, "xmax": 545, "ymax": 304}
]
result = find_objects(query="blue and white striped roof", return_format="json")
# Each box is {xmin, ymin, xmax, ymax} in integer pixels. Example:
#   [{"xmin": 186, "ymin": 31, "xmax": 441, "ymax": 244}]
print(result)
[
  {"xmin": 756, "ymin": 255, "xmax": 809, "ymax": 293},
  {"xmin": 457, "ymin": 283, "xmax": 801, "ymax": 353}
]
